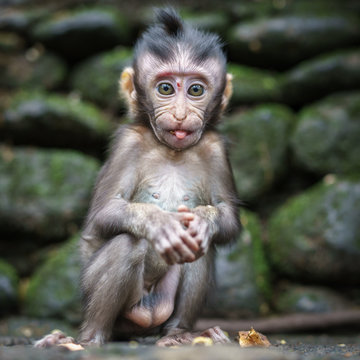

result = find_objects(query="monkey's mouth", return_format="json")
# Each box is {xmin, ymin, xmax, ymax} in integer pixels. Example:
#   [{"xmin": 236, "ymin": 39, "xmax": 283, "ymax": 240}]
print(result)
[{"xmin": 169, "ymin": 130, "xmax": 192, "ymax": 140}]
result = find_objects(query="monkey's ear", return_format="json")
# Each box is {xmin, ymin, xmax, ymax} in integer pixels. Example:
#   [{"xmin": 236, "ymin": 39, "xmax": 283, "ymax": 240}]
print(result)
[
  {"xmin": 221, "ymin": 73, "xmax": 233, "ymax": 111},
  {"xmin": 120, "ymin": 67, "xmax": 137, "ymax": 111}
]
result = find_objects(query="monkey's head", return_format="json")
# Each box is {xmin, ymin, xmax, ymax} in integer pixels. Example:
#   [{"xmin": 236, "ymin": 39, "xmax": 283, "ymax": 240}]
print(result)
[{"xmin": 120, "ymin": 8, "xmax": 232, "ymax": 151}]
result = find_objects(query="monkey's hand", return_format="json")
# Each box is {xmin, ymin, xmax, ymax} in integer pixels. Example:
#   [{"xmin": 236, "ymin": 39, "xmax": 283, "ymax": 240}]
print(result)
[
  {"xmin": 188, "ymin": 215, "xmax": 211, "ymax": 257},
  {"xmin": 178, "ymin": 205, "xmax": 214, "ymax": 259},
  {"xmin": 149, "ymin": 210, "xmax": 200, "ymax": 265}
]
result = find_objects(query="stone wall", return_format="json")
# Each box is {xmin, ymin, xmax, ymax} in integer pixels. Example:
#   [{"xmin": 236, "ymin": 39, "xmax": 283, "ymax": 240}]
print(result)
[{"xmin": 0, "ymin": 0, "xmax": 359, "ymax": 337}]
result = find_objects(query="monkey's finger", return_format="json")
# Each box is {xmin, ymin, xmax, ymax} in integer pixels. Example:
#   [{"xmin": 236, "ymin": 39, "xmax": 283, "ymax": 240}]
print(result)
[
  {"xmin": 164, "ymin": 243, "xmax": 182, "ymax": 265},
  {"xmin": 180, "ymin": 232, "xmax": 200, "ymax": 253},
  {"xmin": 170, "ymin": 234, "xmax": 196, "ymax": 262},
  {"xmin": 182, "ymin": 219, "xmax": 190, "ymax": 228},
  {"xmin": 187, "ymin": 218, "xmax": 201, "ymax": 237},
  {"xmin": 155, "ymin": 241, "xmax": 175, "ymax": 265},
  {"xmin": 197, "ymin": 235, "xmax": 209, "ymax": 254},
  {"xmin": 180, "ymin": 213, "xmax": 195, "ymax": 221},
  {"xmin": 176, "ymin": 243, "xmax": 196, "ymax": 263},
  {"xmin": 188, "ymin": 226, "xmax": 198, "ymax": 237},
  {"xmin": 195, "ymin": 221, "xmax": 209, "ymax": 243},
  {"xmin": 177, "ymin": 205, "xmax": 191, "ymax": 213},
  {"xmin": 176, "ymin": 212, "xmax": 195, "ymax": 228}
]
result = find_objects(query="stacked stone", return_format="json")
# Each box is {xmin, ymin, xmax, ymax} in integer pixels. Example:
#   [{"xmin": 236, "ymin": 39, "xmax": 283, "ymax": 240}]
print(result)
[{"xmin": 0, "ymin": 0, "xmax": 359, "ymax": 336}]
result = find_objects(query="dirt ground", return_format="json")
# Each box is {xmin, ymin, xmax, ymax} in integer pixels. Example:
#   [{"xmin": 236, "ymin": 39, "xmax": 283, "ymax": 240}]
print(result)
[{"xmin": 0, "ymin": 333, "xmax": 359, "ymax": 360}]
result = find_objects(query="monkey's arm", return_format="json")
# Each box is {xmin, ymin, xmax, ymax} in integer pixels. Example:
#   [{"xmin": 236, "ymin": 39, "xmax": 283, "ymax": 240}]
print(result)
[
  {"xmin": 193, "ymin": 200, "xmax": 240, "ymax": 244},
  {"xmin": 88, "ymin": 197, "xmax": 199, "ymax": 264},
  {"xmin": 82, "ymin": 126, "xmax": 200, "ymax": 265},
  {"xmin": 185, "ymin": 136, "xmax": 241, "ymax": 253},
  {"xmin": 184, "ymin": 198, "xmax": 239, "ymax": 256}
]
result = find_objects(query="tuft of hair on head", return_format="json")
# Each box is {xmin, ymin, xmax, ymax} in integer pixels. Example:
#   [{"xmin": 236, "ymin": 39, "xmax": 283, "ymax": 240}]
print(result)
[{"xmin": 154, "ymin": 7, "xmax": 184, "ymax": 36}]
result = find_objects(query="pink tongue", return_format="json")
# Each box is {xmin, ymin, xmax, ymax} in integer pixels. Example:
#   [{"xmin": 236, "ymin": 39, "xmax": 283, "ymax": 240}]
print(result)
[{"xmin": 175, "ymin": 130, "xmax": 187, "ymax": 139}]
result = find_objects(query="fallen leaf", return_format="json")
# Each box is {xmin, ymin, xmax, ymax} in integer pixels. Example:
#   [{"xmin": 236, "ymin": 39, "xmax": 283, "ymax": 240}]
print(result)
[
  {"xmin": 58, "ymin": 343, "xmax": 84, "ymax": 351},
  {"xmin": 238, "ymin": 328, "xmax": 271, "ymax": 348},
  {"xmin": 192, "ymin": 336, "xmax": 214, "ymax": 346}
]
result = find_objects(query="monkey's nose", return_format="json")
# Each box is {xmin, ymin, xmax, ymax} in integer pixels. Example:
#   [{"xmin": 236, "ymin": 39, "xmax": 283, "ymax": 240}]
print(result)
[{"xmin": 173, "ymin": 114, "xmax": 187, "ymax": 122}]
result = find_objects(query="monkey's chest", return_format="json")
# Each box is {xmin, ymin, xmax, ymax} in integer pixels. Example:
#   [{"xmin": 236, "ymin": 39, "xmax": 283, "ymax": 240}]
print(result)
[{"xmin": 131, "ymin": 167, "xmax": 207, "ymax": 212}]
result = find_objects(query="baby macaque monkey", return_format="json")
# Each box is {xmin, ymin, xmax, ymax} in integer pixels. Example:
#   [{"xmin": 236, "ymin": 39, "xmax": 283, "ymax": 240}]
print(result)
[{"xmin": 35, "ymin": 8, "xmax": 240, "ymax": 348}]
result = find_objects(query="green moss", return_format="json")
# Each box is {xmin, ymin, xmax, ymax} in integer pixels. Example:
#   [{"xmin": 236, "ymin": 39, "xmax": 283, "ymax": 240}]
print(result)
[
  {"xmin": 24, "ymin": 236, "xmax": 81, "ymax": 323},
  {"xmin": 221, "ymin": 104, "xmax": 295, "ymax": 201},
  {"xmin": 208, "ymin": 210, "xmax": 271, "ymax": 316},
  {"xmin": 228, "ymin": 63, "xmax": 281, "ymax": 104},
  {"xmin": 32, "ymin": 6, "xmax": 130, "ymax": 43},
  {"xmin": 228, "ymin": 15, "xmax": 360, "ymax": 69},
  {"xmin": 71, "ymin": 47, "xmax": 132, "ymax": 109},
  {"xmin": 181, "ymin": 10, "xmax": 228, "ymax": 33},
  {"xmin": 0, "ymin": 259, "xmax": 18, "ymax": 313},
  {"xmin": 0, "ymin": 147, "xmax": 99, "ymax": 239},
  {"xmin": 50, "ymin": 153, "xmax": 66, "ymax": 185},
  {"xmin": 241, "ymin": 211, "xmax": 271, "ymax": 300},
  {"xmin": 0, "ymin": 52, "xmax": 66, "ymax": 90},
  {"xmin": 0, "ymin": 259, "xmax": 18, "ymax": 289},
  {"xmin": 282, "ymin": 49, "xmax": 360, "ymax": 106},
  {"xmin": 292, "ymin": 91, "xmax": 360, "ymax": 175},
  {"xmin": 5, "ymin": 91, "xmax": 111, "ymax": 151},
  {"xmin": 268, "ymin": 177, "xmax": 360, "ymax": 283}
]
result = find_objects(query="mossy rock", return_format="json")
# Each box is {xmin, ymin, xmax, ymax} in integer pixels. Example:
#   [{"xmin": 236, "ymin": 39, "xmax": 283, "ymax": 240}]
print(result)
[
  {"xmin": 275, "ymin": 284, "xmax": 353, "ymax": 314},
  {"xmin": 227, "ymin": 15, "xmax": 360, "ymax": 69},
  {"xmin": 268, "ymin": 176, "xmax": 360, "ymax": 284},
  {"xmin": 205, "ymin": 210, "xmax": 271, "ymax": 318},
  {"xmin": 0, "ymin": 32, "xmax": 24, "ymax": 52},
  {"xmin": 70, "ymin": 47, "xmax": 132, "ymax": 110},
  {"xmin": 281, "ymin": 0, "xmax": 360, "ymax": 15},
  {"xmin": 0, "ymin": 147, "xmax": 99, "ymax": 240},
  {"xmin": 227, "ymin": 0, "xmax": 360, "ymax": 21},
  {"xmin": 135, "ymin": 6, "xmax": 228, "ymax": 34},
  {"xmin": 0, "ymin": 236, "xmax": 50, "ymax": 277},
  {"xmin": 228, "ymin": 63, "xmax": 281, "ymax": 105},
  {"xmin": 0, "ymin": 259, "xmax": 18, "ymax": 315},
  {"xmin": 220, "ymin": 104, "xmax": 295, "ymax": 201},
  {"xmin": 2, "ymin": 92, "xmax": 111, "ymax": 154},
  {"xmin": 23, "ymin": 236, "xmax": 81, "ymax": 324},
  {"xmin": 281, "ymin": 49, "xmax": 360, "ymax": 106},
  {"xmin": 0, "ymin": 8, "xmax": 49, "ymax": 34},
  {"xmin": 0, "ymin": 51, "xmax": 66, "ymax": 90},
  {"xmin": 182, "ymin": 10, "xmax": 229, "ymax": 34},
  {"xmin": 227, "ymin": 2, "xmax": 275, "ymax": 21},
  {"xmin": 291, "ymin": 92, "xmax": 360, "ymax": 175},
  {"xmin": 31, "ymin": 7, "xmax": 131, "ymax": 61}
]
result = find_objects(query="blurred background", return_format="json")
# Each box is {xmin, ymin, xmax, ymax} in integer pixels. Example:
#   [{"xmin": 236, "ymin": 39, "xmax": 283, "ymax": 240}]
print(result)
[{"xmin": 0, "ymin": 0, "xmax": 359, "ymax": 341}]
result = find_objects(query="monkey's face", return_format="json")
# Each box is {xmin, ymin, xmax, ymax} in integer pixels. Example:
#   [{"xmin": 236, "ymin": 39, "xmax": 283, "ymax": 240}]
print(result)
[
  {"xmin": 147, "ymin": 55, "xmax": 228, "ymax": 150},
  {"xmin": 121, "ymin": 52, "xmax": 231, "ymax": 150},
  {"xmin": 149, "ymin": 70, "xmax": 214, "ymax": 150}
]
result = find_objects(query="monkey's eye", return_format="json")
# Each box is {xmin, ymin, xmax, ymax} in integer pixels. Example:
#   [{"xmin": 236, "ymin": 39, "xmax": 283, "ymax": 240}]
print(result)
[
  {"xmin": 188, "ymin": 84, "xmax": 204, "ymax": 97},
  {"xmin": 157, "ymin": 83, "xmax": 175, "ymax": 96}
]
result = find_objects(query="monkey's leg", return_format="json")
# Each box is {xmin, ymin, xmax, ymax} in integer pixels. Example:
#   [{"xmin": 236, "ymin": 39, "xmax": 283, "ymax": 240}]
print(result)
[
  {"xmin": 156, "ymin": 251, "xmax": 230, "ymax": 346},
  {"xmin": 124, "ymin": 264, "xmax": 181, "ymax": 328},
  {"xmin": 80, "ymin": 234, "xmax": 147, "ymax": 345}
]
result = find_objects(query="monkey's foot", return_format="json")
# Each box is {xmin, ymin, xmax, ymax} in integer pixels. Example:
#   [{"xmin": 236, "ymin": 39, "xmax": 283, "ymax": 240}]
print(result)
[
  {"xmin": 34, "ymin": 330, "xmax": 81, "ymax": 349},
  {"xmin": 156, "ymin": 326, "xmax": 231, "ymax": 347}
]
